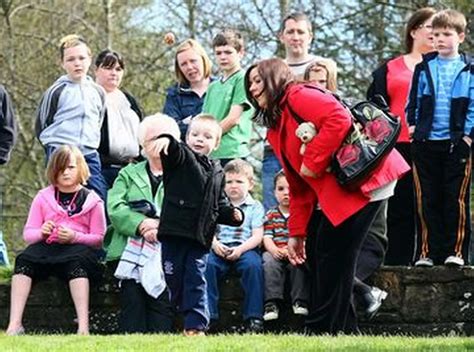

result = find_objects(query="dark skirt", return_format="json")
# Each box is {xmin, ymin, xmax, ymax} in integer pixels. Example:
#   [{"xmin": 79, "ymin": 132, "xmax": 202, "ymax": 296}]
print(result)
[{"xmin": 15, "ymin": 242, "xmax": 103, "ymax": 282}]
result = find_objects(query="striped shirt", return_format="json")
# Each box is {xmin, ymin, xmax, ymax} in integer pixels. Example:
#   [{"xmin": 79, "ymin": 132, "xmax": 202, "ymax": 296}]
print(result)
[
  {"xmin": 218, "ymin": 194, "xmax": 265, "ymax": 246},
  {"xmin": 263, "ymin": 206, "xmax": 290, "ymax": 248},
  {"xmin": 430, "ymin": 56, "xmax": 464, "ymax": 140}
]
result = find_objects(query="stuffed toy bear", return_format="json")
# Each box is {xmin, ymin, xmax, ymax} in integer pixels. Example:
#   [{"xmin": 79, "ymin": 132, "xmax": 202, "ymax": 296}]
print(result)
[{"xmin": 295, "ymin": 122, "xmax": 317, "ymax": 155}]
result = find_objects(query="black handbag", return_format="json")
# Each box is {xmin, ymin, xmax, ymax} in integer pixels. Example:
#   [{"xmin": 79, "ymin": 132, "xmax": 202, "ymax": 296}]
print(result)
[
  {"xmin": 288, "ymin": 85, "xmax": 400, "ymax": 188},
  {"xmin": 128, "ymin": 199, "xmax": 159, "ymax": 218}
]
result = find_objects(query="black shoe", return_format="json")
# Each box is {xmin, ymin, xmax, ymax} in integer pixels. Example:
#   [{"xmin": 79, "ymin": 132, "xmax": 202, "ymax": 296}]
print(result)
[
  {"xmin": 363, "ymin": 286, "xmax": 388, "ymax": 320},
  {"xmin": 246, "ymin": 318, "xmax": 264, "ymax": 333}
]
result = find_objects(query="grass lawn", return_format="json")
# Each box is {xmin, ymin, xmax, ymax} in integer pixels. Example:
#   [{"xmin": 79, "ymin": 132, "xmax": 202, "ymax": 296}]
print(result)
[{"xmin": 0, "ymin": 333, "xmax": 473, "ymax": 351}]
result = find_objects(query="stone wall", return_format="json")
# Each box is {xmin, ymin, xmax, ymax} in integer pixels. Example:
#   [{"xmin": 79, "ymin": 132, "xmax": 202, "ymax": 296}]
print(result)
[{"xmin": 1, "ymin": 266, "xmax": 473, "ymax": 335}]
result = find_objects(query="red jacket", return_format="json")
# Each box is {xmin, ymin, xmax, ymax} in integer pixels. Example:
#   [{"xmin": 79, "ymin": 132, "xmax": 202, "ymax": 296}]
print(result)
[{"xmin": 267, "ymin": 84, "xmax": 410, "ymax": 236}]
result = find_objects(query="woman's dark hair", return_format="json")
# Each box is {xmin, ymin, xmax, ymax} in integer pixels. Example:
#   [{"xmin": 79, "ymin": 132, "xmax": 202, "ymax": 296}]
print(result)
[
  {"xmin": 95, "ymin": 49, "xmax": 125, "ymax": 69},
  {"xmin": 404, "ymin": 7, "xmax": 436, "ymax": 53},
  {"xmin": 244, "ymin": 58, "xmax": 294, "ymax": 128}
]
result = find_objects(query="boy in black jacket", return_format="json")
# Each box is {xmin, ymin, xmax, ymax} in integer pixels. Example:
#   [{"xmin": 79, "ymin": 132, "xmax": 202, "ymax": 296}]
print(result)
[{"xmin": 152, "ymin": 113, "xmax": 243, "ymax": 336}]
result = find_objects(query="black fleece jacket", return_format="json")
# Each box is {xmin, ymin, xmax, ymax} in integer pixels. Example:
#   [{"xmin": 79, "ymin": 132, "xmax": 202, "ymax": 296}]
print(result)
[{"xmin": 157, "ymin": 134, "xmax": 243, "ymax": 249}]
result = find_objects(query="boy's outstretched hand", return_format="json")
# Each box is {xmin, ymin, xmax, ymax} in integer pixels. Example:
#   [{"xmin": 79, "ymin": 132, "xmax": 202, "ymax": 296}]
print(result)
[{"xmin": 151, "ymin": 137, "xmax": 170, "ymax": 157}]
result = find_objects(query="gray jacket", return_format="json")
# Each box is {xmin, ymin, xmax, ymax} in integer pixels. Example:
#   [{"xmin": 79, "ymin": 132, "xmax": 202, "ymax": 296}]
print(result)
[
  {"xmin": 36, "ymin": 75, "xmax": 105, "ymax": 155},
  {"xmin": 0, "ymin": 85, "xmax": 17, "ymax": 164}
]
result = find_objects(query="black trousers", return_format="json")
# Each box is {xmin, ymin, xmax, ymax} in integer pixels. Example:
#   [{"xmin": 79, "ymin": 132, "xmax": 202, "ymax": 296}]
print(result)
[
  {"xmin": 412, "ymin": 140, "xmax": 471, "ymax": 264},
  {"xmin": 119, "ymin": 280, "xmax": 175, "ymax": 333},
  {"xmin": 353, "ymin": 200, "xmax": 388, "ymax": 298},
  {"xmin": 305, "ymin": 201, "xmax": 382, "ymax": 335},
  {"xmin": 384, "ymin": 143, "xmax": 416, "ymax": 265}
]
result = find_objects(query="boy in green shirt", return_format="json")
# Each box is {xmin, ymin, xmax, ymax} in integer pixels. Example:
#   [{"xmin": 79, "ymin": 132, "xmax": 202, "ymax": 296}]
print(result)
[{"xmin": 202, "ymin": 29, "xmax": 253, "ymax": 165}]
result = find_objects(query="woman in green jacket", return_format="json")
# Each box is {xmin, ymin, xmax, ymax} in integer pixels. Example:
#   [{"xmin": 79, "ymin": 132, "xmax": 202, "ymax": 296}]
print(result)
[{"xmin": 105, "ymin": 114, "xmax": 180, "ymax": 333}]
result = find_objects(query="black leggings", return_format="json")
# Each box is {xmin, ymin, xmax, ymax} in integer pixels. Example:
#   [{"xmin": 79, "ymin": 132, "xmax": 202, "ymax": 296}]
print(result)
[{"xmin": 14, "ymin": 257, "xmax": 88, "ymax": 282}]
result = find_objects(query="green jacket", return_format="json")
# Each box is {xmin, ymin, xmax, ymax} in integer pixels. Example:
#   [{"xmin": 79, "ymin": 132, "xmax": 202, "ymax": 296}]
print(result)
[{"xmin": 104, "ymin": 161, "xmax": 163, "ymax": 261}]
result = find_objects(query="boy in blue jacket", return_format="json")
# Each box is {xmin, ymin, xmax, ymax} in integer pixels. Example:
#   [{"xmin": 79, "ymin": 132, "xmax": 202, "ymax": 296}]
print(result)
[{"xmin": 406, "ymin": 9, "xmax": 473, "ymax": 267}]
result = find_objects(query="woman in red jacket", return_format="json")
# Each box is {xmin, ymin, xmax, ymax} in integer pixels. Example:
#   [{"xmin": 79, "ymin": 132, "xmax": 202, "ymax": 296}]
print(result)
[{"xmin": 244, "ymin": 58, "xmax": 409, "ymax": 334}]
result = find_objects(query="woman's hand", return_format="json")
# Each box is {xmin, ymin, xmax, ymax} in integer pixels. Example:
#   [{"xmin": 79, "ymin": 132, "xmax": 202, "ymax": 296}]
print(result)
[
  {"xmin": 288, "ymin": 237, "xmax": 306, "ymax": 266},
  {"xmin": 41, "ymin": 220, "xmax": 55, "ymax": 239},
  {"xmin": 300, "ymin": 164, "xmax": 318, "ymax": 178},
  {"xmin": 57, "ymin": 226, "xmax": 76, "ymax": 244}
]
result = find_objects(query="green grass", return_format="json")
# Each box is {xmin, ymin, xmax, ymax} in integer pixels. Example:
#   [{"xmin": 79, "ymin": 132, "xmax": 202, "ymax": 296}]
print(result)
[{"xmin": 0, "ymin": 334, "xmax": 473, "ymax": 351}]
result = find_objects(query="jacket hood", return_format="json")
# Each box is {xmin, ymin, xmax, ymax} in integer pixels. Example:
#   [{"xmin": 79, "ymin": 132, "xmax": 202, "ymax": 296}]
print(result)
[
  {"xmin": 54, "ymin": 74, "xmax": 95, "ymax": 86},
  {"xmin": 38, "ymin": 185, "xmax": 103, "ymax": 216}
]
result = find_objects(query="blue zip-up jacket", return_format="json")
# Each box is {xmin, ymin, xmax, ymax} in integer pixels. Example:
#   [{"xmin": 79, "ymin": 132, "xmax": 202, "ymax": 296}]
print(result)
[
  {"xmin": 163, "ymin": 83, "xmax": 205, "ymax": 138},
  {"xmin": 35, "ymin": 75, "xmax": 106, "ymax": 155},
  {"xmin": 406, "ymin": 52, "xmax": 474, "ymax": 143},
  {"xmin": 163, "ymin": 79, "xmax": 214, "ymax": 139}
]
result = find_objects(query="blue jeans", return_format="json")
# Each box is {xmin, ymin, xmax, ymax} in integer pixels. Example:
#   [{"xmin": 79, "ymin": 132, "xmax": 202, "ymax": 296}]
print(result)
[
  {"xmin": 161, "ymin": 238, "xmax": 210, "ymax": 331},
  {"xmin": 205, "ymin": 249, "xmax": 264, "ymax": 321},
  {"xmin": 262, "ymin": 151, "xmax": 281, "ymax": 211},
  {"xmin": 102, "ymin": 165, "xmax": 122, "ymax": 189},
  {"xmin": 45, "ymin": 147, "xmax": 107, "ymax": 203}
]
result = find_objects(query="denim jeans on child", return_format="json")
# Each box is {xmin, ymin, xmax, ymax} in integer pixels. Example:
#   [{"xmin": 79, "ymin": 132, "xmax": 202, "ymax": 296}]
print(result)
[
  {"xmin": 262, "ymin": 149, "xmax": 281, "ymax": 211},
  {"xmin": 161, "ymin": 237, "xmax": 210, "ymax": 331},
  {"xmin": 205, "ymin": 248, "xmax": 264, "ymax": 321}
]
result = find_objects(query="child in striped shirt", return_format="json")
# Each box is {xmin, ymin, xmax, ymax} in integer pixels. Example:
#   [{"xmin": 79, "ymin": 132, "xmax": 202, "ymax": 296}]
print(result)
[{"xmin": 262, "ymin": 170, "xmax": 309, "ymax": 321}]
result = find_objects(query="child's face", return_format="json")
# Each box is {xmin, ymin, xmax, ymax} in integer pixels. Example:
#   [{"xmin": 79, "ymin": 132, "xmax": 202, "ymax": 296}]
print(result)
[
  {"xmin": 279, "ymin": 19, "xmax": 313, "ymax": 58},
  {"xmin": 177, "ymin": 48, "xmax": 205, "ymax": 85},
  {"xmin": 56, "ymin": 157, "xmax": 79, "ymax": 190},
  {"xmin": 186, "ymin": 120, "xmax": 220, "ymax": 156},
  {"xmin": 62, "ymin": 44, "xmax": 91, "ymax": 82},
  {"xmin": 214, "ymin": 45, "xmax": 242, "ymax": 74},
  {"xmin": 225, "ymin": 172, "xmax": 253, "ymax": 203},
  {"xmin": 274, "ymin": 176, "xmax": 290, "ymax": 208},
  {"xmin": 433, "ymin": 27, "xmax": 464, "ymax": 58},
  {"xmin": 308, "ymin": 68, "xmax": 328, "ymax": 89}
]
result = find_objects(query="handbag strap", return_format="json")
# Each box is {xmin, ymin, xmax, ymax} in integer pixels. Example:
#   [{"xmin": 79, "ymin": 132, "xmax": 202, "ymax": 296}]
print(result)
[
  {"xmin": 285, "ymin": 84, "xmax": 351, "ymax": 125},
  {"xmin": 286, "ymin": 84, "xmax": 391, "ymax": 125}
]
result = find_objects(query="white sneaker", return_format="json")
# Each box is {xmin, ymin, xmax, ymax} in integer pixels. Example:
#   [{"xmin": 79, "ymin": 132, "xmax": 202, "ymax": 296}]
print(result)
[
  {"xmin": 444, "ymin": 255, "xmax": 464, "ymax": 267},
  {"xmin": 263, "ymin": 302, "xmax": 279, "ymax": 321},
  {"xmin": 292, "ymin": 301, "xmax": 309, "ymax": 316},
  {"xmin": 365, "ymin": 287, "xmax": 388, "ymax": 320},
  {"xmin": 415, "ymin": 257, "xmax": 434, "ymax": 267}
]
